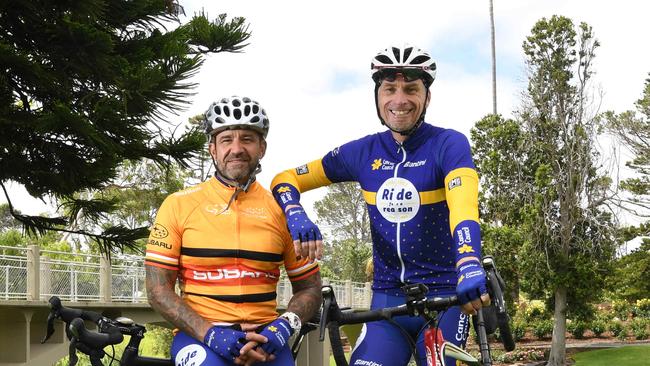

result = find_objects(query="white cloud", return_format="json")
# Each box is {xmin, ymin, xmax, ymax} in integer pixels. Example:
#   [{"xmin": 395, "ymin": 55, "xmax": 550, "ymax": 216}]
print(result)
[{"xmin": 3, "ymin": 0, "xmax": 649, "ymax": 219}]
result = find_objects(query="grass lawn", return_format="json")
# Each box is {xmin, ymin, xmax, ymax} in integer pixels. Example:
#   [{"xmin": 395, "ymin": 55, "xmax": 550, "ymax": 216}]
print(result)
[{"xmin": 573, "ymin": 345, "xmax": 650, "ymax": 366}]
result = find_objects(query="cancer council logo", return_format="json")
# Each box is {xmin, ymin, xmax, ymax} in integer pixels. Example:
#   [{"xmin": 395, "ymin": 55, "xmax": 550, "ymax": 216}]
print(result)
[{"xmin": 375, "ymin": 177, "xmax": 420, "ymax": 223}]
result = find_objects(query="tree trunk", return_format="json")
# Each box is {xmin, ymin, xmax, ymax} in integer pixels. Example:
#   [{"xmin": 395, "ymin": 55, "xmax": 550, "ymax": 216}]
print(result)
[{"xmin": 547, "ymin": 285, "xmax": 567, "ymax": 366}]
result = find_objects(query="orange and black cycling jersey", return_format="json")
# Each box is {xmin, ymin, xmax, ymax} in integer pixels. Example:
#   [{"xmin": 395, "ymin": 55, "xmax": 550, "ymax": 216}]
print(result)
[{"xmin": 145, "ymin": 177, "xmax": 319, "ymax": 325}]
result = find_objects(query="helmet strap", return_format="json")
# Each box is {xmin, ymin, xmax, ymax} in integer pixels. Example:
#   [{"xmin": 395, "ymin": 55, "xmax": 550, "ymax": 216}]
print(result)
[
  {"xmin": 211, "ymin": 155, "xmax": 261, "ymax": 191},
  {"xmin": 374, "ymin": 84, "xmax": 430, "ymax": 137}
]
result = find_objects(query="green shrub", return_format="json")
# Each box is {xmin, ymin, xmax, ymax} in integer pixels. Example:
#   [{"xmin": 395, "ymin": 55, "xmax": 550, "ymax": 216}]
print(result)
[
  {"xmin": 635, "ymin": 299, "xmax": 650, "ymax": 318},
  {"xmin": 590, "ymin": 319, "xmax": 607, "ymax": 337},
  {"xmin": 630, "ymin": 319, "xmax": 649, "ymax": 340},
  {"xmin": 532, "ymin": 319, "xmax": 553, "ymax": 339},
  {"xmin": 567, "ymin": 320, "xmax": 587, "ymax": 339},
  {"xmin": 608, "ymin": 320, "xmax": 624, "ymax": 337},
  {"xmin": 611, "ymin": 300, "xmax": 632, "ymax": 320},
  {"xmin": 524, "ymin": 300, "xmax": 547, "ymax": 321},
  {"xmin": 512, "ymin": 320, "xmax": 527, "ymax": 341}
]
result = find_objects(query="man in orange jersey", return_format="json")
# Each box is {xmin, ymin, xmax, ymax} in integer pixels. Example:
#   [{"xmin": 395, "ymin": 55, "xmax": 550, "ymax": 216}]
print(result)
[{"xmin": 145, "ymin": 96, "xmax": 321, "ymax": 366}]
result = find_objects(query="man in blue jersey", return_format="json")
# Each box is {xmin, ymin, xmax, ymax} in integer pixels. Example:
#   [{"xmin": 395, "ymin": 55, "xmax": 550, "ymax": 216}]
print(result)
[{"xmin": 271, "ymin": 44, "xmax": 489, "ymax": 365}]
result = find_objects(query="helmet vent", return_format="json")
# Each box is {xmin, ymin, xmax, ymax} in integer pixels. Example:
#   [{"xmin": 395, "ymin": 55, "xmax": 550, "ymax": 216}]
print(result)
[
  {"xmin": 392, "ymin": 47, "xmax": 401, "ymax": 61},
  {"xmin": 375, "ymin": 55, "xmax": 393, "ymax": 64},
  {"xmin": 243, "ymin": 97, "xmax": 251, "ymax": 103},
  {"xmin": 234, "ymin": 108, "xmax": 242, "ymax": 120},
  {"xmin": 252, "ymin": 105, "xmax": 259, "ymax": 114},
  {"xmin": 232, "ymin": 98, "xmax": 241, "ymax": 107},
  {"xmin": 214, "ymin": 106, "xmax": 221, "ymax": 115},
  {"xmin": 223, "ymin": 106, "xmax": 230, "ymax": 117},
  {"xmin": 216, "ymin": 117, "xmax": 226, "ymax": 124},
  {"xmin": 250, "ymin": 116, "xmax": 260, "ymax": 123},
  {"xmin": 411, "ymin": 55, "xmax": 430, "ymax": 64},
  {"xmin": 244, "ymin": 105, "xmax": 251, "ymax": 116},
  {"xmin": 403, "ymin": 47, "xmax": 413, "ymax": 61}
]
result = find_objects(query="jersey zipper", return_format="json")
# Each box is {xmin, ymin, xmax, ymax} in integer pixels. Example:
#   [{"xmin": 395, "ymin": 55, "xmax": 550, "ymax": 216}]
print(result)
[{"xmin": 394, "ymin": 143, "xmax": 408, "ymax": 283}]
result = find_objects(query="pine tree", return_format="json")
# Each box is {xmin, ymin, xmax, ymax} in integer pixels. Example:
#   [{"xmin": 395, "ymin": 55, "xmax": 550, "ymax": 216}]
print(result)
[{"xmin": 0, "ymin": 0, "xmax": 251, "ymax": 254}]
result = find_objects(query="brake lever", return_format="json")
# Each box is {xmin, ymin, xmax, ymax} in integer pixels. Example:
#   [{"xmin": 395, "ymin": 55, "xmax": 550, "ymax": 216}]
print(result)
[{"xmin": 319, "ymin": 286, "xmax": 335, "ymax": 341}]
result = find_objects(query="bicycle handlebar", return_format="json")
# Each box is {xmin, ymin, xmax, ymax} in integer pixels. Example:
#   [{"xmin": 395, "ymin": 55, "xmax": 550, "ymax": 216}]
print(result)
[
  {"xmin": 69, "ymin": 318, "xmax": 124, "ymax": 349},
  {"xmin": 329, "ymin": 290, "xmax": 459, "ymax": 325},
  {"xmin": 321, "ymin": 256, "xmax": 515, "ymax": 366}
]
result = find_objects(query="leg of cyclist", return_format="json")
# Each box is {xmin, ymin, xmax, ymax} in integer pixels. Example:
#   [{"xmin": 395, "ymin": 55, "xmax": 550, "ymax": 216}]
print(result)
[
  {"xmin": 349, "ymin": 292, "xmax": 425, "ymax": 366},
  {"xmin": 414, "ymin": 305, "xmax": 470, "ymax": 366},
  {"xmin": 172, "ymin": 331, "xmax": 229, "ymax": 366}
]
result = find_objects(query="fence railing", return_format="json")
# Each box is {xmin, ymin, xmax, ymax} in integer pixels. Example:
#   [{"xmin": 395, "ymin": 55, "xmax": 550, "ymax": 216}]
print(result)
[{"xmin": 0, "ymin": 245, "xmax": 371, "ymax": 309}]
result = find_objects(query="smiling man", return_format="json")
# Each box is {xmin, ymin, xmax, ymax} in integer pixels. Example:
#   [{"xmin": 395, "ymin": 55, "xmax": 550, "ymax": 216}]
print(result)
[
  {"xmin": 145, "ymin": 96, "xmax": 321, "ymax": 366},
  {"xmin": 270, "ymin": 45, "xmax": 488, "ymax": 365}
]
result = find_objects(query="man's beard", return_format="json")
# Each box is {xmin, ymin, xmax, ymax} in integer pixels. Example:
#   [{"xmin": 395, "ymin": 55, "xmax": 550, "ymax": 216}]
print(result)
[{"xmin": 216, "ymin": 157, "xmax": 259, "ymax": 184}]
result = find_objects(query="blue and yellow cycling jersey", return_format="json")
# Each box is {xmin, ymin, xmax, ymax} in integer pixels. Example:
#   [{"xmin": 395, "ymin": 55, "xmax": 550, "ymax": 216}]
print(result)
[{"xmin": 272, "ymin": 122, "xmax": 481, "ymax": 295}]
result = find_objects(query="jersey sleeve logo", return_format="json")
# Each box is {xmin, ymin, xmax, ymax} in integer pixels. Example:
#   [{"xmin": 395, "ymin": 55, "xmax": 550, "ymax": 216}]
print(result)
[
  {"xmin": 151, "ymin": 223, "xmax": 169, "ymax": 239},
  {"xmin": 276, "ymin": 186, "xmax": 291, "ymax": 193},
  {"xmin": 458, "ymin": 244, "xmax": 475, "ymax": 254},
  {"xmin": 371, "ymin": 159, "xmax": 382, "ymax": 170},
  {"xmin": 295, "ymin": 164, "xmax": 309, "ymax": 175},
  {"xmin": 448, "ymin": 177, "xmax": 462, "ymax": 190}
]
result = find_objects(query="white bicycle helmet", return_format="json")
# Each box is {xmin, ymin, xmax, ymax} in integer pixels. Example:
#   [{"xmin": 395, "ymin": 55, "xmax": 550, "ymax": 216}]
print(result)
[
  {"xmin": 203, "ymin": 96, "xmax": 270, "ymax": 139},
  {"xmin": 371, "ymin": 44, "xmax": 437, "ymax": 87}
]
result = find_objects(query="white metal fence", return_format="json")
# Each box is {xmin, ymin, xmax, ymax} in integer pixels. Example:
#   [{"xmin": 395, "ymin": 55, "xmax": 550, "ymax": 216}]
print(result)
[
  {"xmin": 0, "ymin": 245, "xmax": 28, "ymax": 299},
  {"xmin": 0, "ymin": 245, "xmax": 371, "ymax": 309}
]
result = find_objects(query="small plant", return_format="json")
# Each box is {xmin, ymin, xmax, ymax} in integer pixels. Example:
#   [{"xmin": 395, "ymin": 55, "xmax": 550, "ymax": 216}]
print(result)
[
  {"xmin": 512, "ymin": 320, "xmax": 527, "ymax": 341},
  {"xmin": 495, "ymin": 348, "xmax": 545, "ymax": 363},
  {"xmin": 524, "ymin": 300, "xmax": 547, "ymax": 321},
  {"xmin": 590, "ymin": 319, "xmax": 606, "ymax": 337},
  {"xmin": 608, "ymin": 320, "xmax": 624, "ymax": 338},
  {"xmin": 635, "ymin": 298, "xmax": 650, "ymax": 319},
  {"xmin": 630, "ymin": 318, "xmax": 649, "ymax": 340},
  {"xmin": 532, "ymin": 319, "xmax": 553, "ymax": 339},
  {"xmin": 611, "ymin": 299, "xmax": 632, "ymax": 320},
  {"xmin": 567, "ymin": 320, "xmax": 587, "ymax": 339}
]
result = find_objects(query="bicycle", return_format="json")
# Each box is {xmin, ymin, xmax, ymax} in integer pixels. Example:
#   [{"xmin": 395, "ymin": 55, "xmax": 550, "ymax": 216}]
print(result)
[
  {"xmin": 319, "ymin": 255, "xmax": 515, "ymax": 366},
  {"xmin": 41, "ymin": 296, "xmax": 318, "ymax": 366}
]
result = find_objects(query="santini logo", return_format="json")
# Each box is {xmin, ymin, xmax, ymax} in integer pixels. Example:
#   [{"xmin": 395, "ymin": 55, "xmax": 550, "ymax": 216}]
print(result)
[{"xmin": 403, "ymin": 159, "xmax": 426, "ymax": 168}]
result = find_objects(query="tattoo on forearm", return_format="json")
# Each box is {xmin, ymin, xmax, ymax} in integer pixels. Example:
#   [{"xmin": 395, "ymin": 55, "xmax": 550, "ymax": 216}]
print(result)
[
  {"xmin": 287, "ymin": 272, "xmax": 322, "ymax": 322},
  {"xmin": 146, "ymin": 266, "xmax": 211, "ymax": 341}
]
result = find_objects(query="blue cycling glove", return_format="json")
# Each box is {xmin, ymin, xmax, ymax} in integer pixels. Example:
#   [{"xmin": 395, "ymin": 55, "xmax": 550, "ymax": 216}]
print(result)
[
  {"xmin": 456, "ymin": 261, "xmax": 488, "ymax": 305},
  {"xmin": 203, "ymin": 326, "xmax": 245, "ymax": 360},
  {"xmin": 286, "ymin": 206, "xmax": 323, "ymax": 242},
  {"xmin": 259, "ymin": 318, "xmax": 294, "ymax": 355}
]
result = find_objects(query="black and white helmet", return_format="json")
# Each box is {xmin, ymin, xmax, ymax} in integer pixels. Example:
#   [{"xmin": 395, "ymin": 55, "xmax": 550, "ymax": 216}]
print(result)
[
  {"xmin": 371, "ymin": 44, "xmax": 437, "ymax": 87},
  {"xmin": 203, "ymin": 96, "xmax": 270, "ymax": 139}
]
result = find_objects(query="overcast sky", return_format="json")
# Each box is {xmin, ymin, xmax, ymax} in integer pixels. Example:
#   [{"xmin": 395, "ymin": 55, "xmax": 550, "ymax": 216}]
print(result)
[{"xmin": 4, "ymin": 0, "xmax": 650, "ymax": 219}]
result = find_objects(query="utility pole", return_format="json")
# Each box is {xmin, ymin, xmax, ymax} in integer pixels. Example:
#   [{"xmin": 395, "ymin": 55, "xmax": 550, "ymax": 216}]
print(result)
[{"xmin": 489, "ymin": 0, "xmax": 497, "ymax": 115}]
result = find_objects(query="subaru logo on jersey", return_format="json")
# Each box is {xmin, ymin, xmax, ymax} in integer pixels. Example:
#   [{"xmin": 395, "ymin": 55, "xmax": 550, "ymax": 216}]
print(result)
[
  {"xmin": 151, "ymin": 223, "xmax": 169, "ymax": 239},
  {"xmin": 375, "ymin": 177, "xmax": 420, "ymax": 223},
  {"xmin": 296, "ymin": 164, "xmax": 309, "ymax": 175}
]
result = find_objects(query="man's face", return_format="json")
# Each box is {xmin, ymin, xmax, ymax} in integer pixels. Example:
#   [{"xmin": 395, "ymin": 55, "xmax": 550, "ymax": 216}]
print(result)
[
  {"xmin": 377, "ymin": 75, "xmax": 430, "ymax": 134},
  {"xmin": 209, "ymin": 129, "xmax": 266, "ymax": 184}
]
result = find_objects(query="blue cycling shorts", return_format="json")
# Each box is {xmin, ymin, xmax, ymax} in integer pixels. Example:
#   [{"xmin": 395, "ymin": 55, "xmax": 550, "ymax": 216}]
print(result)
[
  {"xmin": 171, "ymin": 330, "xmax": 294, "ymax": 366},
  {"xmin": 349, "ymin": 291, "xmax": 470, "ymax": 366}
]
